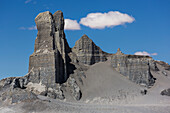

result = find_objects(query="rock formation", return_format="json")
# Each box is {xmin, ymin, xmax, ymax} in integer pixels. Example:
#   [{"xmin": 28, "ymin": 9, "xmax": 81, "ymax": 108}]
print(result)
[
  {"xmin": 28, "ymin": 11, "xmax": 82, "ymax": 100},
  {"xmin": 29, "ymin": 11, "xmax": 70, "ymax": 87},
  {"xmin": 1, "ymin": 10, "xmax": 168, "ymax": 106},
  {"xmin": 1, "ymin": 10, "xmax": 170, "ymax": 113},
  {"xmin": 111, "ymin": 48, "xmax": 158, "ymax": 87},
  {"xmin": 72, "ymin": 34, "xmax": 108, "ymax": 65}
]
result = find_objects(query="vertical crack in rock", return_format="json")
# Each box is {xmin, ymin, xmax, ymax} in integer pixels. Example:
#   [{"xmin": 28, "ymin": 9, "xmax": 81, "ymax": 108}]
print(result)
[{"xmin": 53, "ymin": 11, "xmax": 71, "ymax": 84}]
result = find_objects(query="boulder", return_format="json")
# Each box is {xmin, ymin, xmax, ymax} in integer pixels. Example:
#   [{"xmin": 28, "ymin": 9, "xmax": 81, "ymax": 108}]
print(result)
[
  {"xmin": 162, "ymin": 71, "xmax": 168, "ymax": 76},
  {"xmin": 26, "ymin": 82, "xmax": 47, "ymax": 95},
  {"xmin": 47, "ymin": 86, "xmax": 65, "ymax": 100},
  {"xmin": 161, "ymin": 88, "xmax": 170, "ymax": 96}
]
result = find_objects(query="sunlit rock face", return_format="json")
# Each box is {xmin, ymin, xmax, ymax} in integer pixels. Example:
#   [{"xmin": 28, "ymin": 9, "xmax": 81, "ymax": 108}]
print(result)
[
  {"xmin": 29, "ymin": 11, "xmax": 70, "ymax": 87},
  {"xmin": 111, "ymin": 48, "xmax": 158, "ymax": 87},
  {"xmin": 72, "ymin": 34, "xmax": 108, "ymax": 65}
]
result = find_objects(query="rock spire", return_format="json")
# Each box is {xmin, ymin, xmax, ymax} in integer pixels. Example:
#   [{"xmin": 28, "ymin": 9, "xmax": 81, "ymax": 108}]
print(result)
[{"xmin": 29, "ymin": 11, "xmax": 70, "ymax": 88}]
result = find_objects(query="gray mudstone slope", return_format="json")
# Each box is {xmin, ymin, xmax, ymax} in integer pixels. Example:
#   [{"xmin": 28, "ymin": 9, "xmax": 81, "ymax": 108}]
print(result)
[
  {"xmin": 111, "ymin": 48, "xmax": 158, "ymax": 87},
  {"xmin": 72, "ymin": 34, "xmax": 108, "ymax": 65},
  {"xmin": 155, "ymin": 61, "xmax": 170, "ymax": 70}
]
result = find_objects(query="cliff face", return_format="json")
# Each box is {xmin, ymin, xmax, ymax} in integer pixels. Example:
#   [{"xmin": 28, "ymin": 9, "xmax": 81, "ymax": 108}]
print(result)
[
  {"xmin": 72, "ymin": 34, "xmax": 108, "ymax": 65},
  {"xmin": 111, "ymin": 48, "xmax": 158, "ymax": 87},
  {"xmin": 28, "ymin": 11, "xmax": 82, "ymax": 100},
  {"xmin": 29, "ymin": 11, "xmax": 70, "ymax": 87}
]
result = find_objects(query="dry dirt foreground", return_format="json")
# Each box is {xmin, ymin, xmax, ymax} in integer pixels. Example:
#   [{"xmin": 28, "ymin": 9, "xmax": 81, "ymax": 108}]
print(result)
[{"xmin": 0, "ymin": 95, "xmax": 170, "ymax": 113}]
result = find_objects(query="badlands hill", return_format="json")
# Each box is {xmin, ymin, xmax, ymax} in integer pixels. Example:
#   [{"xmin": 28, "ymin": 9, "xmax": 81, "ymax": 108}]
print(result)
[{"xmin": 0, "ymin": 10, "xmax": 170, "ymax": 113}]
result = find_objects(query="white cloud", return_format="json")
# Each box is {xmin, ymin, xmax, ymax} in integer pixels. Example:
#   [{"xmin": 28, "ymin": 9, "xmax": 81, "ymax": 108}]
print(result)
[
  {"xmin": 79, "ymin": 11, "xmax": 135, "ymax": 29},
  {"xmin": 28, "ymin": 26, "xmax": 37, "ymax": 30},
  {"xmin": 25, "ymin": 0, "xmax": 32, "ymax": 4},
  {"xmin": 20, "ymin": 20, "xmax": 81, "ymax": 31},
  {"xmin": 19, "ymin": 26, "xmax": 37, "ymax": 30},
  {"xmin": 19, "ymin": 27, "xmax": 26, "ymax": 30},
  {"xmin": 64, "ymin": 19, "xmax": 81, "ymax": 30},
  {"xmin": 151, "ymin": 53, "xmax": 158, "ymax": 56},
  {"xmin": 134, "ymin": 51, "xmax": 158, "ymax": 56}
]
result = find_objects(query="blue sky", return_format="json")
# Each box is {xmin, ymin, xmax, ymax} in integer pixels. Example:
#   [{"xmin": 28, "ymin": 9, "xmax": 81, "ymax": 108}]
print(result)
[{"xmin": 0, "ymin": 0, "xmax": 170, "ymax": 79}]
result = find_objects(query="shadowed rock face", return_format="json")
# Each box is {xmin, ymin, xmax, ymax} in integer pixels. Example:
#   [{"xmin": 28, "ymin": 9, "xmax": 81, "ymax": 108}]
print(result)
[
  {"xmin": 111, "ymin": 48, "xmax": 157, "ymax": 87},
  {"xmin": 72, "ymin": 34, "xmax": 108, "ymax": 65},
  {"xmin": 29, "ymin": 11, "xmax": 70, "ymax": 87}
]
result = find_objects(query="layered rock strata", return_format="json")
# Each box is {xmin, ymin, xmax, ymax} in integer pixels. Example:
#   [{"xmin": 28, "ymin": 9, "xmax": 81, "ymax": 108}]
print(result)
[
  {"xmin": 29, "ymin": 11, "xmax": 70, "ymax": 87},
  {"xmin": 72, "ymin": 34, "xmax": 108, "ymax": 65},
  {"xmin": 111, "ymin": 48, "xmax": 157, "ymax": 87},
  {"xmin": 27, "ymin": 11, "xmax": 82, "ymax": 100}
]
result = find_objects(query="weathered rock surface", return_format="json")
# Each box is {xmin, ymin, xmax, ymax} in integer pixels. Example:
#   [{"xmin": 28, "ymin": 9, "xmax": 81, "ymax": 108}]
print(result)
[
  {"xmin": 0, "ymin": 78, "xmax": 37, "ymax": 104},
  {"xmin": 72, "ymin": 34, "xmax": 108, "ymax": 65},
  {"xmin": 67, "ymin": 77, "xmax": 82, "ymax": 100},
  {"xmin": 155, "ymin": 61, "xmax": 170, "ymax": 71},
  {"xmin": 161, "ymin": 88, "xmax": 170, "ymax": 96},
  {"xmin": 0, "ymin": 76, "xmax": 29, "ymax": 90},
  {"xmin": 47, "ymin": 86, "xmax": 65, "ymax": 100},
  {"xmin": 27, "ymin": 11, "xmax": 83, "ymax": 101},
  {"xmin": 29, "ymin": 11, "xmax": 71, "ymax": 88},
  {"xmin": 111, "ymin": 48, "xmax": 157, "ymax": 87}
]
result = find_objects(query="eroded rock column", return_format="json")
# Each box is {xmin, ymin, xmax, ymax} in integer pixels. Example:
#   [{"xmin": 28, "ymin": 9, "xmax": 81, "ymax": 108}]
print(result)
[{"xmin": 29, "ymin": 11, "xmax": 70, "ymax": 88}]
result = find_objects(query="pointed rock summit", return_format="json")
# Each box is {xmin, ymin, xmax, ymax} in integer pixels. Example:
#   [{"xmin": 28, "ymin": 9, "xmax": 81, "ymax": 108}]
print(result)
[
  {"xmin": 115, "ymin": 48, "xmax": 124, "ymax": 55},
  {"xmin": 72, "ymin": 34, "xmax": 108, "ymax": 65}
]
